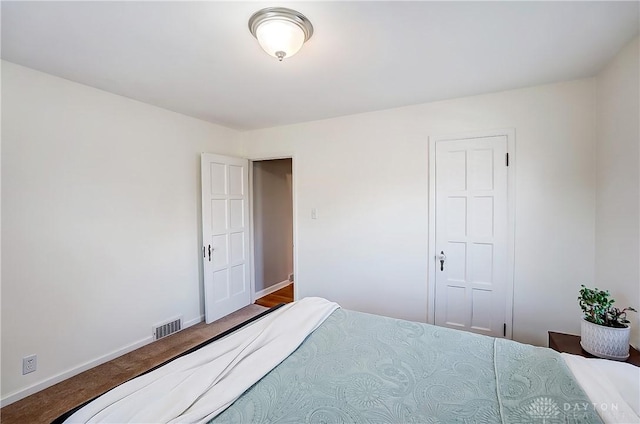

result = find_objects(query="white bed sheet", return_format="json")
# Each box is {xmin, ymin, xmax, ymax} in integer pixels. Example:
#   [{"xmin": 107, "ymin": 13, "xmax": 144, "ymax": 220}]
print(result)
[
  {"xmin": 562, "ymin": 353, "xmax": 640, "ymax": 424},
  {"xmin": 65, "ymin": 297, "xmax": 339, "ymax": 424}
]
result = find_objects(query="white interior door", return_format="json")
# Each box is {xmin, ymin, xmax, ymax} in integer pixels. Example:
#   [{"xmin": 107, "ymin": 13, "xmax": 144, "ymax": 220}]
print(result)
[
  {"xmin": 201, "ymin": 153, "xmax": 251, "ymax": 323},
  {"xmin": 433, "ymin": 135, "xmax": 511, "ymax": 337}
]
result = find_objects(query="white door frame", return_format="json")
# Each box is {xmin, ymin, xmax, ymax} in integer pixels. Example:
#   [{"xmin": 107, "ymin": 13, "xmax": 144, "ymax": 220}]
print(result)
[
  {"xmin": 247, "ymin": 153, "xmax": 297, "ymax": 303},
  {"xmin": 427, "ymin": 129, "xmax": 516, "ymax": 338}
]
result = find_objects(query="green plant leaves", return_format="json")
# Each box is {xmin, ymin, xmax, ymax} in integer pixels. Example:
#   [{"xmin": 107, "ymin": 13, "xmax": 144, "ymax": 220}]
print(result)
[{"xmin": 577, "ymin": 284, "xmax": 636, "ymax": 328}]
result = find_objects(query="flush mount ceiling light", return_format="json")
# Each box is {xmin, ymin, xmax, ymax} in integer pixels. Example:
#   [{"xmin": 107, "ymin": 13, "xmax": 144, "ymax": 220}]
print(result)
[{"xmin": 248, "ymin": 7, "xmax": 313, "ymax": 61}]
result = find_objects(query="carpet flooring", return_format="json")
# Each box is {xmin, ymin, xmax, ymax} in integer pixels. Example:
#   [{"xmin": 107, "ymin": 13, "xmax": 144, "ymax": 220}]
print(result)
[{"xmin": 0, "ymin": 304, "xmax": 268, "ymax": 424}]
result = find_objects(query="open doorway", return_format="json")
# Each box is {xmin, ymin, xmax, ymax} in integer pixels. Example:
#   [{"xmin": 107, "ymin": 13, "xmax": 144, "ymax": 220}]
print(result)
[{"xmin": 251, "ymin": 158, "xmax": 294, "ymax": 307}]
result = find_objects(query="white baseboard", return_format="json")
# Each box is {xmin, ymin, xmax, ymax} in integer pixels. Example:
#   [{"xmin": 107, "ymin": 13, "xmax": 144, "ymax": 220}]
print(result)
[
  {"xmin": 254, "ymin": 279, "xmax": 292, "ymax": 299},
  {"xmin": 184, "ymin": 314, "xmax": 204, "ymax": 328},
  {"xmin": 0, "ymin": 314, "xmax": 204, "ymax": 408}
]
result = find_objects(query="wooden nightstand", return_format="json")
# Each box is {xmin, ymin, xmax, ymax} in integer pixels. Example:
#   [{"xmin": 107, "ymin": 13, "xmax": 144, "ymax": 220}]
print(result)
[{"xmin": 548, "ymin": 331, "xmax": 640, "ymax": 367}]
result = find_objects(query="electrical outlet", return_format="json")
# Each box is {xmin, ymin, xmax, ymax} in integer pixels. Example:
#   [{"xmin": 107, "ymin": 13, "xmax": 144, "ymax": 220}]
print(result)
[{"xmin": 22, "ymin": 354, "xmax": 37, "ymax": 375}]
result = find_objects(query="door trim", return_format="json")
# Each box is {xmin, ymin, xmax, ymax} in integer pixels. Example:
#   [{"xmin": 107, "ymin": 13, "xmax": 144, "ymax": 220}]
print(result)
[
  {"xmin": 247, "ymin": 153, "xmax": 297, "ymax": 303},
  {"xmin": 427, "ymin": 129, "xmax": 516, "ymax": 338}
]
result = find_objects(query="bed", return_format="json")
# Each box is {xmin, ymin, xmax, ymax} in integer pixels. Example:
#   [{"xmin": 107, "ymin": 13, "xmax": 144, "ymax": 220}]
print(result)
[{"xmin": 55, "ymin": 298, "xmax": 640, "ymax": 424}]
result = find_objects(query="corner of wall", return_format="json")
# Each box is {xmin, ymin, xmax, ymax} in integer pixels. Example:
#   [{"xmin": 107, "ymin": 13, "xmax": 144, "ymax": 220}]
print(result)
[{"xmin": 593, "ymin": 35, "xmax": 640, "ymax": 347}]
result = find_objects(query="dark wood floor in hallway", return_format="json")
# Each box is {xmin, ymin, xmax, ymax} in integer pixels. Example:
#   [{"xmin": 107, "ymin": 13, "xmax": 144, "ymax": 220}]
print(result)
[{"xmin": 255, "ymin": 283, "xmax": 294, "ymax": 308}]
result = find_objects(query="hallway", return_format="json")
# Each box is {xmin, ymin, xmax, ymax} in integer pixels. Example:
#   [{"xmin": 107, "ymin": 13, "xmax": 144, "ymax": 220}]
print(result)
[{"xmin": 255, "ymin": 284, "xmax": 294, "ymax": 308}]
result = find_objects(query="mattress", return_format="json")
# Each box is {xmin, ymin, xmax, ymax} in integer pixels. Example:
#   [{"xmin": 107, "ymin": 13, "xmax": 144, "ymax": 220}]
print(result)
[
  {"xmin": 214, "ymin": 307, "xmax": 601, "ymax": 423},
  {"xmin": 59, "ymin": 298, "xmax": 640, "ymax": 423}
]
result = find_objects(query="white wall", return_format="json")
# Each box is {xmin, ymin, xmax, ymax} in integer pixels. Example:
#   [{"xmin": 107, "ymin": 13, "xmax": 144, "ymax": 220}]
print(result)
[
  {"xmin": 241, "ymin": 79, "xmax": 597, "ymax": 348},
  {"xmin": 595, "ymin": 37, "xmax": 640, "ymax": 348},
  {"xmin": 1, "ymin": 61, "xmax": 241, "ymax": 403},
  {"xmin": 252, "ymin": 159, "xmax": 293, "ymax": 292}
]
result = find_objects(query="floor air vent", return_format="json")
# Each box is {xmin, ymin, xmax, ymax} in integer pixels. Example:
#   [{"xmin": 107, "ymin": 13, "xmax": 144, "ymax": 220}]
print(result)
[{"xmin": 153, "ymin": 316, "xmax": 183, "ymax": 340}]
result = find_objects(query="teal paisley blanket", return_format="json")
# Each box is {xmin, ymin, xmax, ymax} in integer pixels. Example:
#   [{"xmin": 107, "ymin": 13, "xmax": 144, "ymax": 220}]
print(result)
[{"xmin": 213, "ymin": 309, "xmax": 602, "ymax": 423}]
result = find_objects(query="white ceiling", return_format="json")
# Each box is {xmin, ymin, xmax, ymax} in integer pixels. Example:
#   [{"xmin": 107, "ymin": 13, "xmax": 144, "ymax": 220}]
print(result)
[{"xmin": 2, "ymin": 1, "xmax": 638, "ymax": 130}]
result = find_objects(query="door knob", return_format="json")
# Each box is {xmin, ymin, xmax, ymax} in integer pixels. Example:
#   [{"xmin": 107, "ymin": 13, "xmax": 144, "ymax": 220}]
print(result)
[
  {"xmin": 208, "ymin": 245, "xmax": 212, "ymax": 262},
  {"xmin": 438, "ymin": 251, "xmax": 446, "ymax": 271}
]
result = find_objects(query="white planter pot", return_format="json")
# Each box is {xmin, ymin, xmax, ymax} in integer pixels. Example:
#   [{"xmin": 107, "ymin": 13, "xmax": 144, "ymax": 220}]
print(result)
[{"xmin": 580, "ymin": 318, "xmax": 630, "ymax": 360}]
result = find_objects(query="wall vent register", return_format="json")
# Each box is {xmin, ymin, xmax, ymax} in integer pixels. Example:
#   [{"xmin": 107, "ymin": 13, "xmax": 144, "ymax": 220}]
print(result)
[{"xmin": 153, "ymin": 317, "xmax": 183, "ymax": 340}]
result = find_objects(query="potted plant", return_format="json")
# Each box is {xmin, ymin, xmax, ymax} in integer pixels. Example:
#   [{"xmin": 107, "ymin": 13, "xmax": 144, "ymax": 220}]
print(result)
[{"xmin": 578, "ymin": 285, "xmax": 636, "ymax": 360}]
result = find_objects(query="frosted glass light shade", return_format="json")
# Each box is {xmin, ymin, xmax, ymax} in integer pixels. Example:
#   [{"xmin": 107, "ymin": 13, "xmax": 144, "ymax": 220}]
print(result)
[
  {"xmin": 255, "ymin": 20, "xmax": 305, "ymax": 60},
  {"xmin": 248, "ymin": 8, "xmax": 313, "ymax": 62}
]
